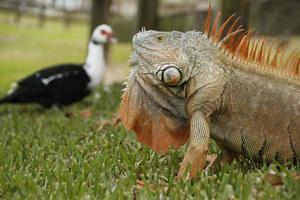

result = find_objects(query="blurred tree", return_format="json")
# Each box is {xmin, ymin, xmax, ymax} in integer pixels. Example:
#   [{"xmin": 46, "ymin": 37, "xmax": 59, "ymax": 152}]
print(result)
[
  {"xmin": 63, "ymin": 0, "xmax": 72, "ymax": 28},
  {"xmin": 14, "ymin": 0, "xmax": 22, "ymax": 24},
  {"xmin": 90, "ymin": 0, "xmax": 112, "ymax": 60},
  {"xmin": 137, "ymin": 0, "xmax": 159, "ymax": 31},
  {"xmin": 220, "ymin": 0, "xmax": 249, "ymax": 31},
  {"xmin": 90, "ymin": 0, "xmax": 112, "ymax": 34},
  {"xmin": 38, "ymin": 1, "xmax": 46, "ymax": 27}
]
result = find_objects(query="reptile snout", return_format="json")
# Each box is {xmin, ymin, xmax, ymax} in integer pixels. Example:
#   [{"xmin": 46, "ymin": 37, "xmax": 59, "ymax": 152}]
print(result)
[
  {"xmin": 133, "ymin": 32, "xmax": 144, "ymax": 48},
  {"xmin": 133, "ymin": 33, "xmax": 139, "ymax": 46},
  {"xmin": 133, "ymin": 30, "xmax": 156, "ymax": 48}
]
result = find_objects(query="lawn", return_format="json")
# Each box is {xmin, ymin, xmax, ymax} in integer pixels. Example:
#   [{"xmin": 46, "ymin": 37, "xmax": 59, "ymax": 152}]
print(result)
[{"xmin": 0, "ymin": 11, "xmax": 300, "ymax": 199}]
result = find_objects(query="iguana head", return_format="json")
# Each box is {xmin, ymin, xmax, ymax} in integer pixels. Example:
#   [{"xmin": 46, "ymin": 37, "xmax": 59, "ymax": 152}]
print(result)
[
  {"xmin": 119, "ymin": 30, "xmax": 208, "ymax": 152},
  {"xmin": 131, "ymin": 30, "xmax": 194, "ymax": 79}
]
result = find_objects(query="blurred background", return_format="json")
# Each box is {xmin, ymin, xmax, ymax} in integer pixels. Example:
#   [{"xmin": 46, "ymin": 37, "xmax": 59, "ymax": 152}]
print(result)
[{"xmin": 0, "ymin": 0, "xmax": 300, "ymax": 94}]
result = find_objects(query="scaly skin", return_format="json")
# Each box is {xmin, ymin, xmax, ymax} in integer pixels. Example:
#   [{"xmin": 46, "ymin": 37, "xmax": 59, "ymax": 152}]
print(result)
[{"xmin": 119, "ymin": 30, "xmax": 300, "ymax": 178}]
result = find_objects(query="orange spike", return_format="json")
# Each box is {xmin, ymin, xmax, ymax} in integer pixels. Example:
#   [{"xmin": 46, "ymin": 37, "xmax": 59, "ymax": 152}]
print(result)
[
  {"xmin": 225, "ymin": 25, "xmax": 243, "ymax": 49},
  {"xmin": 251, "ymin": 39, "xmax": 260, "ymax": 60},
  {"xmin": 287, "ymin": 50, "xmax": 298, "ymax": 65},
  {"xmin": 246, "ymin": 30, "xmax": 258, "ymax": 59},
  {"xmin": 234, "ymin": 35, "xmax": 247, "ymax": 58},
  {"xmin": 293, "ymin": 55, "xmax": 299, "ymax": 68},
  {"xmin": 289, "ymin": 56, "xmax": 298, "ymax": 75},
  {"xmin": 204, "ymin": 4, "xmax": 212, "ymax": 37},
  {"xmin": 287, "ymin": 51, "xmax": 298, "ymax": 74},
  {"xmin": 241, "ymin": 37, "xmax": 248, "ymax": 58},
  {"xmin": 256, "ymin": 39, "xmax": 262, "ymax": 62},
  {"xmin": 271, "ymin": 48, "xmax": 281, "ymax": 68},
  {"xmin": 224, "ymin": 16, "xmax": 242, "ymax": 49},
  {"xmin": 214, "ymin": 14, "xmax": 236, "ymax": 43},
  {"xmin": 226, "ymin": 16, "xmax": 241, "ymax": 35},
  {"xmin": 240, "ymin": 35, "xmax": 249, "ymax": 58},
  {"xmin": 248, "ymin": 40, "xmax": 256, "ymax": 59},
  {"xmin": 287, "ymin": 59, "xmax": 295, "ymax": 75},
  {"xmin": 218, "ymin": 29, "xmax": 244, "ymax": 48},
  {"xmin": 261, "ymin": 39, "xmax": 268, "ymax": 64},
  {"xmin": 257, "ymin": 38, "xmax": 266, "ymax": 64},
  {"xmin": 210, "ymin": 11, "xmax": 221, "ymax": 40},
  {"xmin": 245, "ymin": 37, "xmax": 251, "ymax": 58},
  {"xmin": 279, "ymin": 45, "xmax": 288, "ymax": 68},
  {"xmin": 265, "ymin": 42, "xmax": 274, "ymax": 64},
  {"xmin": 232, "ymin": 30, "xmax": 246, "ymax": 52},
  {"xmin": 297, "ymin": 56, "xmax": 300, "ymax": 69},
  {"xmin": 295, "ymin": 58, "xmax": 300, "ymax": 75},
  {"xmin": 244, "ymin": 29, "xmax": 253, "ymax": 58},
  {"xmin": 202, "ymin": 7, "xmax": 300, "ymax": 79}
]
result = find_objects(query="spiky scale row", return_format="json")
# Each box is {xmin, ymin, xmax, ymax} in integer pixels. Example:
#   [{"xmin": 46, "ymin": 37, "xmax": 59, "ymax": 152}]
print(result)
[{"xmin": 203, "ymin": 5, "xmax": 300, "ymax": 78}]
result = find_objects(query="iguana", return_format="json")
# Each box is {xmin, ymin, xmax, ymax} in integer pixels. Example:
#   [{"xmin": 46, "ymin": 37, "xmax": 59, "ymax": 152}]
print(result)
[{"xmin": 119, "ymin": 7, "xmax": 300, "ymax": 178}]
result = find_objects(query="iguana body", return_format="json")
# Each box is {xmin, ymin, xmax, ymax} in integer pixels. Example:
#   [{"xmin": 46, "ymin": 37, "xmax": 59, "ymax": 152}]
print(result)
[{"xmin": 120, "ymin": 9, "xmax": 300, "ymax": 178}]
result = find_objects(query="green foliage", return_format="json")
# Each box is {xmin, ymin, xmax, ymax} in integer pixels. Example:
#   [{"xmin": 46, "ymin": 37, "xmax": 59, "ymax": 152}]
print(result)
[
  {"xmin": 0, "ymin": 11, "xmax": 299, "ymax": 200},
  {"xmin": 1, "ymin": 93, "xmax": 300, "ymax": 199}
]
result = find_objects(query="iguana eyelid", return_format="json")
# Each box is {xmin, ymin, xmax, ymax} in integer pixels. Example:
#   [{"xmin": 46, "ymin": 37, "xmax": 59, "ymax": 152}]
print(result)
[{"xmin": 155, "ymin": 63, "xmax": 184, "ymax": 73}]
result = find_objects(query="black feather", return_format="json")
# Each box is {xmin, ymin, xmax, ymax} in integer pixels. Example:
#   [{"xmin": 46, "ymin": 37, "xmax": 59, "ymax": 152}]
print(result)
[{"xmin": 0, "ymin": 64, "xmax": 91, "ymax": 107}]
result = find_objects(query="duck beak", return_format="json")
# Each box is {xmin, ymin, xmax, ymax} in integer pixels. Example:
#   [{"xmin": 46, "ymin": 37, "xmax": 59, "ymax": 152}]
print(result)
[
  {"xmin": 106, "ymin": 32, "xmax": 117, "ymax": 43},
  {"xmin": 109, "ymin": 36, "xmax": 117, "ymax": 43}
]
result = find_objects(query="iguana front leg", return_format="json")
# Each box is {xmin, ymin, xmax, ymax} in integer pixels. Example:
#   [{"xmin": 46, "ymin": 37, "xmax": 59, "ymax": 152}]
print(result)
[{"xmin": 177, "ymin": 111, "xmax": 210, "ymax": 178}]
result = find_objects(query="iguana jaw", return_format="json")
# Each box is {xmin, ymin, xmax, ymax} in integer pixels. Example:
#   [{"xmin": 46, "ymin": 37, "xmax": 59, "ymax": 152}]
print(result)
[{"xmin": 119, "ymin": 67, "xmax": 189, "ymax": 153}]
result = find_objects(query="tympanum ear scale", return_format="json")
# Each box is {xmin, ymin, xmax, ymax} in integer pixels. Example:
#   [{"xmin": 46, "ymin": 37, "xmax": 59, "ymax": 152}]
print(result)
[{"xmin": 156, "ymin": 64, "xmax": 182, "ymax": 86}]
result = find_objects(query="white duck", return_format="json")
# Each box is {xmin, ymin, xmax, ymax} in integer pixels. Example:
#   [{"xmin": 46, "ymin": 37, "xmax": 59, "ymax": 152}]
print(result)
[{"xmin": 0, "ymin": 24, "xmax": 116, "ymax": 107}]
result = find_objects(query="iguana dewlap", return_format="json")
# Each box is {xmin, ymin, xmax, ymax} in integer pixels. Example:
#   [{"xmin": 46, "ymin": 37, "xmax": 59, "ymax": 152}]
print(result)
[{"xmin": 120, "ymin": 9, "xmax": 300, "ymax": 178}]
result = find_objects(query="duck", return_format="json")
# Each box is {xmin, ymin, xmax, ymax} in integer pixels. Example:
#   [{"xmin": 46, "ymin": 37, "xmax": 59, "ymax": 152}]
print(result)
[{"xmin": 0, "ymin": 24, "xmax": 116, "ymax": 107}]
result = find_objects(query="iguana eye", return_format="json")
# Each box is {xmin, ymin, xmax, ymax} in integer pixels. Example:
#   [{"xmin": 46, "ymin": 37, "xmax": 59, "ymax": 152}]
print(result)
[
  {"xmin": 156, "ymin": 35, "xmax": 164, "ymax": 42},
  {"xmin": 156, "ymin": 64, "xmax": 182, "ymax": 86}
]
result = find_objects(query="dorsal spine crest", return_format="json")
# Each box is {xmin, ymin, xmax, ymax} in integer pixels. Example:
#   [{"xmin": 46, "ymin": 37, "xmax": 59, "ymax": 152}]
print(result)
[{"xmin": 203, "ymin": 6, "xmax": 300, "ymax": 82}]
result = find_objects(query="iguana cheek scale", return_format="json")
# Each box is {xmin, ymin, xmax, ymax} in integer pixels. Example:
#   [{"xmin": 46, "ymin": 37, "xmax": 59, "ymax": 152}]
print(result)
[{"xmin": 119, "ymin": 6, "xmax": 300, "ymax": 178}]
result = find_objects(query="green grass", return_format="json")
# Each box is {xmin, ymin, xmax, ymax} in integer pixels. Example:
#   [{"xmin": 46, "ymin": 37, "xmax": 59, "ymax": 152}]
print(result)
[{"xmin": 0, "ymin": 11, "xmax": 300, "ymax": 199}]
